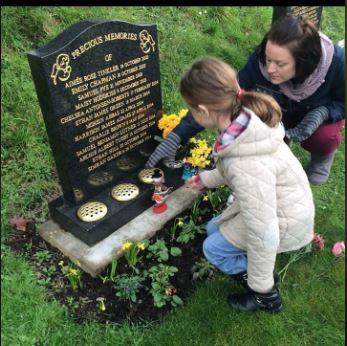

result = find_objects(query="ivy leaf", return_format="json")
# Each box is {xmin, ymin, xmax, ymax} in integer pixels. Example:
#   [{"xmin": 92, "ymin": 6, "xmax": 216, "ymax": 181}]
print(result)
[{"xmin": 9, "ymin": 216, "xmax": 33, "ymax": 232}]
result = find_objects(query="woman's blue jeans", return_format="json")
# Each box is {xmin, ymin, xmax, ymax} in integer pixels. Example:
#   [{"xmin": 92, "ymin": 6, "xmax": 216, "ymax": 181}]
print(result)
[{"xmin": 203, "ymin": 216, "xmax": 247, "ymax": 275}]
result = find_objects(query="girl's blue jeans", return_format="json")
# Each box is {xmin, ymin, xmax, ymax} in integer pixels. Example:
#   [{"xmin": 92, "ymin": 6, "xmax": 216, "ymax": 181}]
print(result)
[{"xmin": 203, "ymin": 216, "xmax": 247, "ymax": 275}]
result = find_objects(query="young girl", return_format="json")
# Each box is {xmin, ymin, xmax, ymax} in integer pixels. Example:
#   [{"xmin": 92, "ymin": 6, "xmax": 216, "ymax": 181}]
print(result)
[{"xmin": 182, "ymin": 58, "xmax": 315, "ymax": 313}]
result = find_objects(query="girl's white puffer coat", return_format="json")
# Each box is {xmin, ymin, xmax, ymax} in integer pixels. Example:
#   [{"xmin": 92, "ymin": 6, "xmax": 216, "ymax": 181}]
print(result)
[{"xmin": 199, "ymin": 108, "xmax": 315, "ymax": 292}]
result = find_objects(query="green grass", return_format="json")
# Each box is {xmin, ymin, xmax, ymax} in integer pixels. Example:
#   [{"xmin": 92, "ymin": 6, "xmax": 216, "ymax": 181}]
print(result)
[{"xmin": 1, "ymin": 6, "xmax": 345, "ymax": 346}]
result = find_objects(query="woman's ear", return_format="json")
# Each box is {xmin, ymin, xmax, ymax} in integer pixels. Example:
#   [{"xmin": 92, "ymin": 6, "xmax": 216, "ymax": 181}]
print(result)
[{"xmin": 197, "ymin": 104, "xmax": 210, "ymax": 117}]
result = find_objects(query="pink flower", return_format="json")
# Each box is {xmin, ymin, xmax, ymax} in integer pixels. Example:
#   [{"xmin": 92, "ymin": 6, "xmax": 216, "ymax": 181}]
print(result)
[
  {"xmin": 332, "ymin": 241, "xmax": 345, "ymax": 257},
  {"xmin": 312, "ymin": 233, "xmax": 325, "ymax": 250}
]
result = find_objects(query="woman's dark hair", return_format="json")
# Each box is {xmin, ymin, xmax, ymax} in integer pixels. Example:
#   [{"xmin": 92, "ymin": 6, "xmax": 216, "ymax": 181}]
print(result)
[{"xmin": 259, "ymin": 15, "xmax": 322, "ymax": 84}]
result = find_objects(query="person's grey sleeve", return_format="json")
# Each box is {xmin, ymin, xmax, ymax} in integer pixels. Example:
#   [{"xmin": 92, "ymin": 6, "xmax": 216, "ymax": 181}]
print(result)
[
  {"xmin": 285, "ymin": 106, "xmax": 329, "ymax": 142},
  {"xmin": 145, "ymin": 132, "xmax": 182, "ymax": 168}
]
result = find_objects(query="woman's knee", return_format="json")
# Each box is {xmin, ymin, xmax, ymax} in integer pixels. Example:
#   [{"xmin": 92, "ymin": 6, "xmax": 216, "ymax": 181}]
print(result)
[{"xmin": 301, "ymin": 120, "xmax": 345, "ymax": 155}]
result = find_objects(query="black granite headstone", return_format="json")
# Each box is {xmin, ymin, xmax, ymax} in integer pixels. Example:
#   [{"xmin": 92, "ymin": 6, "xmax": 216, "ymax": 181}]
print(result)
[
  {"xmin": 272, "ymin": 6, "xmax": 323, "ymax": 28},
  {"xmin": 28, "ymin": 20, "xmax": 183, "ymax": 246}
]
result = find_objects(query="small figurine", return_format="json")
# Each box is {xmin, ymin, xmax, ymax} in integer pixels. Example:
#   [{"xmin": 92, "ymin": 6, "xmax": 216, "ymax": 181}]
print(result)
[{"xmin": 151, "ymin": 169, "xmax": 172, "ymax": 214}]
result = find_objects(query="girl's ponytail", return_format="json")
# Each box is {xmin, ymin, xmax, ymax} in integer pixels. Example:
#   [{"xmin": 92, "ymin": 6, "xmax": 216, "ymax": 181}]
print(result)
[{"xmin": 238, "ymin": 90, "xmax": 282, "ymax": 128}]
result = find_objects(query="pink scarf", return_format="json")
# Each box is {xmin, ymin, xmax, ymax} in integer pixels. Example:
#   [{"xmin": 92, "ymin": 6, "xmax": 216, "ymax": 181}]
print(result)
[
  {"xmin": 214, "ymin": 110, "xmax": 250, "ymax": 153},
  {"xmin": 259, "ymin": 33, "xmax": 334, "ymax": 101}
]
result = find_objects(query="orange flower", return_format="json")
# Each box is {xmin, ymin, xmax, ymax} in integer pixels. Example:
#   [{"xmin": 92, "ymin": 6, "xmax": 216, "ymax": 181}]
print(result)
[{"xmin": 158, "ymin": 109, "xmax": 188, "ymax": 138}]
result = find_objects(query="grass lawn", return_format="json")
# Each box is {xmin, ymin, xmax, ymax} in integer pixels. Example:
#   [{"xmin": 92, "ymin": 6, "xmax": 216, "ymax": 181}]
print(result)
[{"xmin": 1, "ymin": 6, "xmax": 345, "ymax": 346}]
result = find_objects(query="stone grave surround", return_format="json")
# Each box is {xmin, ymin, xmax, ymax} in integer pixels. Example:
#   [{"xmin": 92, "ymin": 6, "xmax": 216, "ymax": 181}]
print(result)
[{"xmin": 28, "ymin": 20, "xmax": 192, "ymax": 266}]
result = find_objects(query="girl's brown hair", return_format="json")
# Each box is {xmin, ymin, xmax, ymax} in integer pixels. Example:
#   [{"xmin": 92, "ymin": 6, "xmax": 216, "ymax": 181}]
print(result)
[{"xmin": 179, "ymin": 57, "xmax": 282, "ymax": 128}]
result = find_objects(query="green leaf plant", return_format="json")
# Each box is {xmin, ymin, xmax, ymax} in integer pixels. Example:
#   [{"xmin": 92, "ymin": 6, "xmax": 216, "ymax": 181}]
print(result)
[
  {"xmin": 99, "ymin": 253, "xmax": 118, "ymax": 284},
  {"xmin": 191, "ymin": 258, "xmax": 217, "ymax": 281},
  {"xmin": 146, "ymin": 239, "xmax": 169, "ymax": 262},
  {"xmin": 145, "ymin": 264, "xmax": 182, "ymax": 308},
  {"xmin": 58, "ymin": 260, "xmax": 83, "ymax": 291},
  {"xmin": 113, "ymin": 273, "xmax": 145, "ymax": 304},
  {"xmin": 168, "ymin": 217, "xmax": 185, "ymax": 241},
  {"xmin": 176, "ymin": 219, "xmax": 205, "ymax": 244},
  {"xmin": 121, "ymin": 240, "xmax": 147, "ymax": 272}
]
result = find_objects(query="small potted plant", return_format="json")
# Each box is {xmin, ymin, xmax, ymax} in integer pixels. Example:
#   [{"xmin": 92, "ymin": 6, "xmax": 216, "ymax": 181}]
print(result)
[
  {"xmin": 157, "ymin": 108, "xmax": 213, "ymax": 179},
  {"xmin": 180, "ymin": 137, "xmax": 212, "ymax": 180}
]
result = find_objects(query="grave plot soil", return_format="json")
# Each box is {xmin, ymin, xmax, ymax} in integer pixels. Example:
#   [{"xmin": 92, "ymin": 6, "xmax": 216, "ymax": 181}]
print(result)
[{"xmin": 5, "ymin": 203, "xmax": 215, "ymax": 325}]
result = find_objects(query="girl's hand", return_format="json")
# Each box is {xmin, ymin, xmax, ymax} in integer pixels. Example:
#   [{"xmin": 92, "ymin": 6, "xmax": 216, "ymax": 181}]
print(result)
[{"xmin": 184, "ymin": 176, "xmax": 198, "ymax": 189}]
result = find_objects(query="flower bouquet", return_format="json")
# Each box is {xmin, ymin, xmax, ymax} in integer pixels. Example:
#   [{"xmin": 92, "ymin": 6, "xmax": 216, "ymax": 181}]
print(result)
[
  {"xmin": 157, "ymin": 108, "xmax": 213, "ymax": 179},
  {"xmin": 158, "ymin": 108, "xmax": 188, "ymax": 168},
  {"xmin": 180, "ymin": 137, "xmax": 212, "ymax": 180},
  {"xmin": 158, "ymin": 108, "xmax": 188, "ymax": 138}
]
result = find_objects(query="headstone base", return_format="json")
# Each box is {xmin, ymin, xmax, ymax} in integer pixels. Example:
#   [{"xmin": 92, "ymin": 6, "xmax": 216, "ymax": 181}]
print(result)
[
  {"xmin": 49, "ymin": 164, "xmax": 182, "ymax": 246},
  {"xmin": 39, "ymin": 185, "xmax": 201, "ymax": 277}
]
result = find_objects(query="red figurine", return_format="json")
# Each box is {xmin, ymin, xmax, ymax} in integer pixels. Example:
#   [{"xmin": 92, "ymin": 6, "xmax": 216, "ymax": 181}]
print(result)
[{"xmin": 151, "ymin": 169, "xmax": 172, "ymax": 214}]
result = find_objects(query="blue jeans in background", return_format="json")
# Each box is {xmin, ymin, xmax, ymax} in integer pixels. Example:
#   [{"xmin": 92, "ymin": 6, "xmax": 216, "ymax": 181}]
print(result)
[{"xmin": 203, "ymin": 216, "xmax": 247, "ymax": 275}]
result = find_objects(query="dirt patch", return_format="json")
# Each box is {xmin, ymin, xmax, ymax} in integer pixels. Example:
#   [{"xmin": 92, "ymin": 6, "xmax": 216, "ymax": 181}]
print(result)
[{"xmin": 5, "ymin": 199, "xmax": 219, "ymax": 324}]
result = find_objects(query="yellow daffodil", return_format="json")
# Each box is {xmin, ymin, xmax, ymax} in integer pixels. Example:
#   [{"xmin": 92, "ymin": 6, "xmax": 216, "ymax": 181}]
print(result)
[
  {"xmin": 121, "ymin": 241, "xmax": 133, "ymax": 251},
  {"xmin": 137, "ymin": 243, "xmax": 146, "ymax": 251},
  {"xmin": 185, "ymin": 138, "xmax": 212, "ymax": 169},
  {"xmin": 58, "ymin": 260, "xmax": 64, "ymax": 266},
  {"xmin": 178, "ymin": 108, "xmax": 188, "ymax": 118},
  {"xmin": 69, "ymin": 268, "xmax": 78, "ymax": 276},
  {"xmin": 178, "ymin": 220, "xmax": 184, "ymax": 227},
  {"xmin": 203, "ymin": 195, "xmax": 209, "ymax": 201}
]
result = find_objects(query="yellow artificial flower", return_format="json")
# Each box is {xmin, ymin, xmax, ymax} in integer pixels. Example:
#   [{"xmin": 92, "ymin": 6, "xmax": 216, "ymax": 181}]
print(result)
[
  {"xmin": 178, "ymin": 108, "xmax": 189, "ymax": 118},
  {"xmin": 97, "ymin": 298, "xmax": 106, "ymax": 311},
  {"xmin": 158, "ymin": 109, "xmax": 188, "ymax": 138},
  {"xmin": 163, "ymin": 127, "xmax": 173, "ymax": 138},
  {"xmin": 137, "ymin": 243, "xmax": 146, "ymax": 251},
  {"xmin": 99, "ymin": 301, "xmax": 106, "ymax": 311},
  {"xmin": 69, "ymin": 268, "xmax": 78, "ymax": 276},
  {"xmin": 121, "ymin": 241, "xmax": 133, "ymax": 251},
  {"xmin": 158, "ymin": 114, "xmax": 181, "ymax": 138},
  {"xmin": 185, "ymin": 138, "xmax": 212, "ymax": 169}
]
